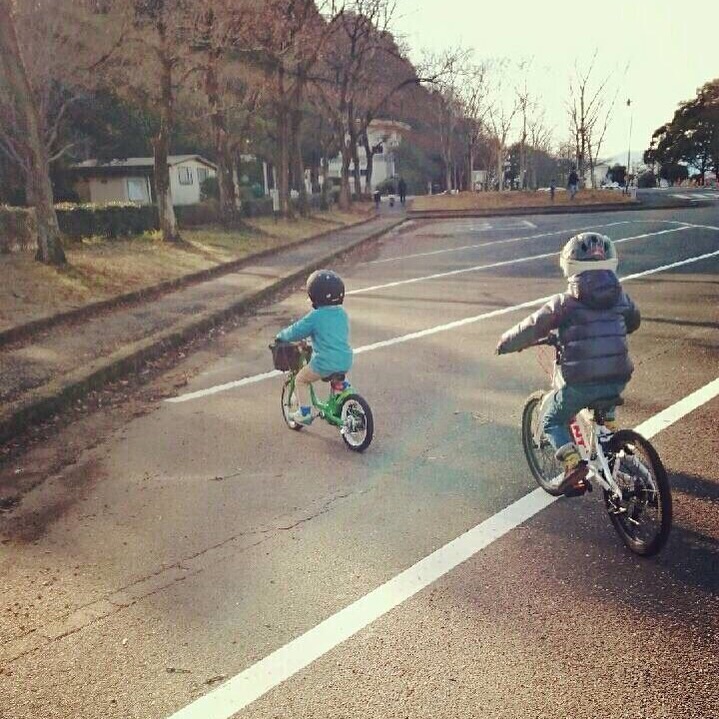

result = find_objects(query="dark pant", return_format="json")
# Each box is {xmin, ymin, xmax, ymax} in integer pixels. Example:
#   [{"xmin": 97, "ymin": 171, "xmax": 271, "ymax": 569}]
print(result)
[{"xmin": 542, "ymin": 381, "xmax": 626, "ymax": 450}]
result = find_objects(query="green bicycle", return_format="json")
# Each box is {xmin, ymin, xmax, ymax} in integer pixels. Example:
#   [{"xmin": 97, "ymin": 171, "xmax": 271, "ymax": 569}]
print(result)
[{"xmin": 270, "ymin": 340, "xmax": 374, "ymax": 452}]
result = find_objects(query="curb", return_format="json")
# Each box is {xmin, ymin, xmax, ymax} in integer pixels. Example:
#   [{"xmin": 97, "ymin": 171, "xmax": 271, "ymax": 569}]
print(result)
[
  {"xmin": 407, "ymin": 200, "xmax": 697, "ymax": 220},
  {"xmin": 0, "ymin": 218, "xmax": 405, "ymax": 445},
  {"xmin": 0, "ymin": 210, "xmax": 378, "ymax": 350}
]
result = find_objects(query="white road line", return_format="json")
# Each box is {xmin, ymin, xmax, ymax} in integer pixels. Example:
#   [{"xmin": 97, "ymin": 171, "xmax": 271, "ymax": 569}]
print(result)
[
  {"xmin": 166, "ymin": 376, "xmax": 719, "ymax": 719},
  {"xmin": 367, "ymin": 221, "xmax": 634, "ymax": 265},
  {"xmin": 166, "ymin": 245, "xmax": 719, "ymax": 404},
  {"xmin": 348, "ymin": 226, "xmax": 692, "ymax": 296},
  {"xmin": 672, "ymin": 193, "xmax": 695, "ymax": 200},
  {"xmin": 635, "ymin": 377, "xmax": 719, "ymax": 437}
]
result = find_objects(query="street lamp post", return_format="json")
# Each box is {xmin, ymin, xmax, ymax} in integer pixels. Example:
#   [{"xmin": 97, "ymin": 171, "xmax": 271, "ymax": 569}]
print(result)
[{"xmin": 625, "ymin": 98, "xmax": 633, "ymax": 194}]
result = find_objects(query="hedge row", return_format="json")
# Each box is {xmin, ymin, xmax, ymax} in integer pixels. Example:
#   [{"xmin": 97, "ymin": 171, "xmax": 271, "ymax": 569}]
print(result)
[
  {"xmin": 1, "ymin": 193, "xmax": 335, "ymax": 251},
  {"xmin": 55, "ymin": 202, "xmax": 158, "ymax": 239}
]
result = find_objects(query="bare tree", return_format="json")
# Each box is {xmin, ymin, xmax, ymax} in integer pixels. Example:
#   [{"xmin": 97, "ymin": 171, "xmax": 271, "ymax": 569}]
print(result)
[
  {"xmin": 567, "ymin": 52, "xmax": 622, "ymax": 188},
  {"xmin": 314, "ymin": 1, "xmax": 395, "ymax": 207},
  {"xmin": 94, "ymin": 0, "xmax": 202, "ymax": 241},
  {"xmin": 424, "ymin": 49, "xmax": 469, "ymax": 193},
  {"xmin": 460, "ymin": 61, "xmax": 490, "ymax": 191},
  {"xmin": 527, "ymin": 109, "xmax": 553, "ymax": 189},
  {"xmin": 247, "ymin": 0, "xmax": 343, "ymax": 217},
  {"xmin": 189, "ymin": 1, "xmax": 265, "ymax": 224},
  {"xmin": 514, "ymin": 62, "xmax": 534, "ymax": 190},
  {"xmin": 486, "ymin": 62, "xmax": 519, "ymax": 192},
  {"xmin": 0, "ymin": 0, "xmax": 67, "ymax": 263}
]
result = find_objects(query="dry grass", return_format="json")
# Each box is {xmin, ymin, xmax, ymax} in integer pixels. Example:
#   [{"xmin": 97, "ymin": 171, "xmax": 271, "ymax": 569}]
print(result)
[
  {"xmin": 0, "ymin": 205, "xmax": 372, "ymax": 332},
  {"xmin": 412, "ymin": 190, "xmax": 634, "ymax": 212}
]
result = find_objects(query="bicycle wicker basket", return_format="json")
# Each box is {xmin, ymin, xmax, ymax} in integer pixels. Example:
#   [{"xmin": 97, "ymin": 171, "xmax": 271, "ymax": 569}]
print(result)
[{"xmin": 270, "ymin": 341, "xmax": 311, "ymax": 372}]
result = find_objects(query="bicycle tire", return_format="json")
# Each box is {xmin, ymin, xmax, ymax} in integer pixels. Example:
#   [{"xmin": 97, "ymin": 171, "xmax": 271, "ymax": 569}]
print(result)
[
  {"xmin": 604, "ymin": 430, "xmax": 672, "ymax": 557},
  {"xmin": 281, "ymin": 380, "xmax": 304, "ymax": 432},
  {"xmin": 521, "ymin": 391, "xmax": 564, "ymax": 496},
  {"xmin": 340, "ymin": 394, "xmax": 374, "ymax": 452}
]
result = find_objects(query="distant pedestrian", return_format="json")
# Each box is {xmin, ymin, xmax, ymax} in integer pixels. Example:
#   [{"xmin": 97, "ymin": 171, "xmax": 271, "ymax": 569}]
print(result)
[
  {"xmin": 550, "ymin": 178, "xmax": 557, "ymax": 202},
  {"xmin": 398, "ymin": 177, "xmax": 407, "ymax": 205},
  {"xmin": 373, "ymin": 190, "xmax": 381, "ymax": 211},
  {"xmin": 568, "ymin": 168, "xmax": 579, "ymax": 200}
]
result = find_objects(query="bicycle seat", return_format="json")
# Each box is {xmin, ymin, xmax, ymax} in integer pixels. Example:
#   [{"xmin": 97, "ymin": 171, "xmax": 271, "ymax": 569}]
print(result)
[
  {"xmin": 322, "ymin": 373, "xmax": 346, "ymax": 383},
  {"xmin": 588, "ymin": 397, "xmax": 624, "ymax": 411}
]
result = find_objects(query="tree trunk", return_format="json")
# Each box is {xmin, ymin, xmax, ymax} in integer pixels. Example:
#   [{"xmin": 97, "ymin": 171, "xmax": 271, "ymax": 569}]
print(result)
[
  {"xmin": 154, "ymin": 43, "xmax": 179, "ymax": 242},
  {"xmin": 0, "ymin": 0, "xmax": 65, "ymax": 265},
  {"xmin": 291, "ymin": 109, "xmax": 308, "ymax": 217},
  {"xmin": 468, "ymin": 143, "xmax": 475, "ymax": 190},
  {"xmin": 362, "ymin": 135, "xmax": 375, "ymax": 196},
  {"xmin": 338, "ymin": 146, "xmax": 352, "ymax": 210},
  {"xmin": 497, "ymin": 147, "xmax": 504, "ymax": 192},
  {"xmin": 205, "ymin": 47, "xmax": 239, "ymax": 224},
  {"xmin": 444, "ymin": 156, "xmax": 452, "ymax": 192},
  {"xmin": 320, "ymin": 154, "xmax": 330, "ymax": 209},
  {"xmin": 276, "ymin": 66, "xmax": 292, "ymax": 218},
  {"xmin": 350, "ymin": 136, "xmax": 362, "ymax": 199}
]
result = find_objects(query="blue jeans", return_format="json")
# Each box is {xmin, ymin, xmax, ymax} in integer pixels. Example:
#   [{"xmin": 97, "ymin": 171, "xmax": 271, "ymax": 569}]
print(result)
[{"xmin": 542, "ymin": 381, "xmax": 626, "ymax": 451}]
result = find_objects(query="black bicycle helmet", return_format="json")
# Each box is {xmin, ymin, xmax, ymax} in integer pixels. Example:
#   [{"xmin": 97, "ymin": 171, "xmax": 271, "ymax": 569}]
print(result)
[
  {"xmin": 560, "ymin": 232, "xmax": 618, "ymax": 278},
  {"xmin": 306, "ymin": 269, "xmax": 345, "ymax": 307}
]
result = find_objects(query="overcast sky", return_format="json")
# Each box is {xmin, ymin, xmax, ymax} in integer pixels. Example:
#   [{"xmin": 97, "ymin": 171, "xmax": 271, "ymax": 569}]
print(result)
[{"xmin": 393, "ymin": 0, "xmax": 719, "ymax": 162}]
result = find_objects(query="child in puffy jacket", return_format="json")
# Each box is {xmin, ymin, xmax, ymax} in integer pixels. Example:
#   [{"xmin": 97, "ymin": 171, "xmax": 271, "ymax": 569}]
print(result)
[{"xmin": 497, "ymin": 233, "xmax": 641, "ymax": 496}]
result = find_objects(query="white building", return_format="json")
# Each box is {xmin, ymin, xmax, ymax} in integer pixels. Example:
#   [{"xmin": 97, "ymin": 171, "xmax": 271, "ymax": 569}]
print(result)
[
  {"xmin": 72, "ymin": 155, "xmax": 217, "ymax": 206},
  {"xmin": 326, "ymin": 119, "xmax": 411, "ymax": 192}
]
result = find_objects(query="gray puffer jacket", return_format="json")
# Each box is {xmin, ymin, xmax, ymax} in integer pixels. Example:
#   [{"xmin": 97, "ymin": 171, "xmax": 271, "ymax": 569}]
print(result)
[{"xmin": 498, "ymin": 270, "xmax": 640, "ymax": 385}]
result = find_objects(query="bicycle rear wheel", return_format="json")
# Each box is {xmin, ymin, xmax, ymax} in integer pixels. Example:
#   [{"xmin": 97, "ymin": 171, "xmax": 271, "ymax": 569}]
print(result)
[
  {"xmin": 340, "ymin": 394, "xmax": 374, "ymax": 452},
  {"xmin": 281, "ymin": 380, "xmax": 304, "ymax": 431},
  {"xmin": 604, "ymin": 430, "xmax": 672, "ymax": 556},
  {"xmin": 521, "ymin": 391, "xmax": 564, "ymax": 496}
]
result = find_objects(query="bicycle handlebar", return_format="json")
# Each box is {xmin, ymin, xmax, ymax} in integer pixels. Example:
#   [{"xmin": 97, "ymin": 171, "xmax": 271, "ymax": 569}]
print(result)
[{"xmin": 529, "ymin": 333, "xmax": 560, "ymax": 349}]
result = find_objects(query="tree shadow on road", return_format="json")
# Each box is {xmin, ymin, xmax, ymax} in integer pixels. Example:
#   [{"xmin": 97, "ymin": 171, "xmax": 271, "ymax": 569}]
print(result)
[
  {"xmin": 672, "ymin": 470, "xmax": 719, "ymax": 503},
  {"xmin": 643, "ymin": 316, "xmax": 719, "ymax": 331}
]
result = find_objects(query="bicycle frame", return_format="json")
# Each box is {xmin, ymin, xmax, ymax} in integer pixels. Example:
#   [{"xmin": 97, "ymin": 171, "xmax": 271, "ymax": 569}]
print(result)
[
  {"xmin": 285, "ymin": 369, "xmax": 354, "ymax": 429},
  {"xmin": 534, "ymin": 360, "xmax": 624, "ymax": 501}
]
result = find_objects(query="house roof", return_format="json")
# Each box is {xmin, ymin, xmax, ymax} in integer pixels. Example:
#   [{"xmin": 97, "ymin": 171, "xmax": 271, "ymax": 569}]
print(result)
[
  {"xmin": 71, "ymin": 155, "xmax": 217, "ymax": 176},
  {"xmin": 368, "ymin": 119, "xmax": 411, "ymax": 132}
]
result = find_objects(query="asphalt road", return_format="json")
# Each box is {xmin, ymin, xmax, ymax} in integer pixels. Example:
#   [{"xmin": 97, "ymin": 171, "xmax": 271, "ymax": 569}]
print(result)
[{"xmin": 1, "ymin": 199, "xmax": 718, "ymax": 719}]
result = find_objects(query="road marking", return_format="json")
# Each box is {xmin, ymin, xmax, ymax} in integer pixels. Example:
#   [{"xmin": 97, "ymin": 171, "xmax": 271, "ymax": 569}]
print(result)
[
  {"xmin": 672, "ymin": 193, "xmax": 695, "ymax": 200},
  {"xmin": 166, "ymin": 244, "xmax": 719, "ymax": 404},
  {"xmin": 634, "ymin": 377, "xmax": 719, "ymax": 437},
  {"xmin": 348, "ymin": 226, "xmax": 692, "ymax": 296},
  {"xmin": 368, "ymin": 221, "xmax": 634, "ymax": 265},
  {"xmin": 166, "ymin": 377, "xmax": 719, "ymax": 719}
]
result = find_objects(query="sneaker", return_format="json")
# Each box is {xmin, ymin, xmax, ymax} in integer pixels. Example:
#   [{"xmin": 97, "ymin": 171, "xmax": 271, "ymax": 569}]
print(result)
[
  {"xmin": 604, "ymin": 419, "xmax": 619, "ymax": 433},
  {"xmin": 555, "ymin": 444, "xmax": 590, "ymax": 497},
  {"xmin": 290, "ymin": 406, "xmax": 313, "ymax": 426}
]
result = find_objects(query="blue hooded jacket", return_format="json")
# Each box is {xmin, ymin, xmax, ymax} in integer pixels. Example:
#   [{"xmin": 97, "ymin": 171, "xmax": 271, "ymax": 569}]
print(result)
[{"xmin": 277, "ymin": 306, "xmax": 353, "ymax": 376}]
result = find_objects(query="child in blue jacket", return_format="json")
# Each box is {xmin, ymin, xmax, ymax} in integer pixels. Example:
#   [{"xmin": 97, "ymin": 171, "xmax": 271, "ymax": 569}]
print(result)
[{"xmin": 276, "ymin": 270, "xmax": 353, "ymax": 424}]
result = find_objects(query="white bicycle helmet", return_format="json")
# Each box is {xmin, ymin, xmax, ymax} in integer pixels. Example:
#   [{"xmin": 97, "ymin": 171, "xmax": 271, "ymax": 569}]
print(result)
[{"xmin": 560, "ymin": 232, "xmax": 619, "ymax": 278}]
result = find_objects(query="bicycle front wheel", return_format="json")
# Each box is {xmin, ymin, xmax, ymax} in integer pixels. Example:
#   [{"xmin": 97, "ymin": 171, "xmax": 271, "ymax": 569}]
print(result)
[
  {"xmin": 340, "ymin": 394, "xmax": 374, "ymax": 452},
  {"xmin": 281, "ymin": 379, "xmax": 303, "ymax": 431},
  {"xmin": 521, "ymin": 391, "xmax": 564, "ymax": 496},
  {"xmin": 604, "ymin": 430, "xmax": 672, "ymax": 557}
]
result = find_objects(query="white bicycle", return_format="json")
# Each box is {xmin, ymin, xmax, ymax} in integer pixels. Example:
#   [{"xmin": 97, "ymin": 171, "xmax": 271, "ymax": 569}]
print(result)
[{"xmin": 521, "ymin": 334, "xmax": 672, "ymax": 557}]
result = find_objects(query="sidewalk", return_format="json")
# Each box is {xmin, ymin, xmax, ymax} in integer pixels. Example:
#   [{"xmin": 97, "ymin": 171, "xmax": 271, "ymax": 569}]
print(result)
[{"xmin": 0, "ymin": 212, "xmax": 405, "ymax": 443}]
